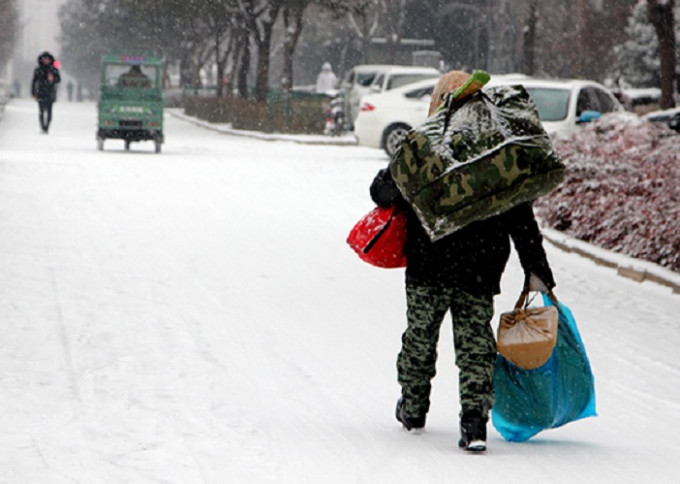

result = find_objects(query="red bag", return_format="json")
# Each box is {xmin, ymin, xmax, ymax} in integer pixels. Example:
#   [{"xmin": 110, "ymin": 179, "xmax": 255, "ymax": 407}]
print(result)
[{"xmin": 347, "ymin": 206, "xmax": 407, "ymax": 268}]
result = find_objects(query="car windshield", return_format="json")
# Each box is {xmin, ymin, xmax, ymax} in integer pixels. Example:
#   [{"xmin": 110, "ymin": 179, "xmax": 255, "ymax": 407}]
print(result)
[
  {"xmin": 105, "ymin": 64, "xmax": 158, "ymax": 88},
  {"xmin": 387, "ymin": 73, "xmax": 438, "ymax": 90},
  {"xmin": 404, "ymin": 86, "xmax": 434, "ymax": 99},
  {"xmin": 356, "ymin": 72, "xmax": 378, "ymax": 87},
  {"xmin": 524, "ymin": 87, "xmax": 570, "ymax": 121}
]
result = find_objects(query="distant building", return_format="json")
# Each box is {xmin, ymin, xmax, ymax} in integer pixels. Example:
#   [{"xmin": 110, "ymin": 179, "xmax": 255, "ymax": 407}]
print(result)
[
  {"xmin": 367, "ymin": 38, "xmax": 437, "ymax": 66},
  {"xmin": 412, "ymin": 50, "xmax": 442, "ymax": 69}
]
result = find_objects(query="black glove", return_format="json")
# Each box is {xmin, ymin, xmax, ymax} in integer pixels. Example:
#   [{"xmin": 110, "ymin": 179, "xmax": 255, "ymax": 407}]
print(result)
[{"xmin": 370, "ymin": 168, "xmax": 403, "ymax": 207}]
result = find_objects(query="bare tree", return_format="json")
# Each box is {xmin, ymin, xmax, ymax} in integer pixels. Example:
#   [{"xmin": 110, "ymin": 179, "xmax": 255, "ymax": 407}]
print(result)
[
  {"xmin": 239, "ymin": 0, "xmax": 283, "ymax": 101},
  {"xmin": 514, "ymin": 0, "xmax": 637, "ymax": 81},
  {"xmin": 647, "ymin": 0, "xmax": 677, "ymax": 108},
  {"xmin": 382, "ymin": 0, "xmax": 406, "ymax": 64},
  {"xmin": 281, "ymin": 0, "xmax": 312, "ymax": 94},
  {"xmin": 345, "ymin": 1, "xmax": 382, "ymax": 63},
  {"xmin": 202, "ymin": 1, "xmax": 239, "ymax": 97},
  {"xmin": 523, "ymin": 0, "xmax": 538, "ymax": 75},
  {"xmin": 235, "ymin": 10, "xmax": 252, "ymax": 99}
]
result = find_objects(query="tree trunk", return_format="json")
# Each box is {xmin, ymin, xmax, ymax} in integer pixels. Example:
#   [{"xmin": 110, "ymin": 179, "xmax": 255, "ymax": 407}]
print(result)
[
  {"xmin": 180, "ymin": 56, "xmax": 193, "ymax": 87},
  {"xmin": 237, "ymin": 32, "xmax": 251, "ymax": 99},
  {"xmin": 281, "ymin": 1, "xmax": 310, "ymax": 94},
  {"xmin": 215, "ymin": 29, "xmax": 225, "ymax": 98},
  {"xmin": 347, "ymin": 2, "xmax": 381, "ymax": 64},
  {"xmin": 243, "ymin": 0, "xmax": 283, "ymax": 102},
  {"xmin": 523, "ymin": 0, "xmax": 538, "ymax": 75},
  {"xmin": 254, "ymin": 30, "xmax": 274, "ymax": 102},
  {"xmin": 257, "ymin": 3, "xmax": 283, "ymax": 102},
  {"xmin": 228, "ymin": 30, "xmax": 242, "ymax": 98},
  {"xmin": 648, "ymin": 0, "xmax": 677, "ymax": 109},
  {"xmin": 216, "ymin": 23, "xmax": 238, "ymax": 98},
  {"xmin": 384, "ymin": 0, "xmax": 405, "ymax": 64}
]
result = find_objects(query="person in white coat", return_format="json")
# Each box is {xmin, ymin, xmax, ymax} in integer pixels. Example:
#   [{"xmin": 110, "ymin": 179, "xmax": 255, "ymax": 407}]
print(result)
[{"xmin": 315, "ymin": 62, "xmax": 338, "ymax": 94}]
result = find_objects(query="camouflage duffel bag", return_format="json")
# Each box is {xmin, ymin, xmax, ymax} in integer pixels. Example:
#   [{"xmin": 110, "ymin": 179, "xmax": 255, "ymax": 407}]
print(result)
[{"xmin": 389, "ymin": 84, "xmax": 565, "ymax": 242}]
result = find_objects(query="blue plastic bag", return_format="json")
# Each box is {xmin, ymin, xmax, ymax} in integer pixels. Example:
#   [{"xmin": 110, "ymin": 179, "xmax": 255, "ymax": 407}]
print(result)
[{"xmin": 491, "ymin": 294, "xmax": 596, "ymax": 442}]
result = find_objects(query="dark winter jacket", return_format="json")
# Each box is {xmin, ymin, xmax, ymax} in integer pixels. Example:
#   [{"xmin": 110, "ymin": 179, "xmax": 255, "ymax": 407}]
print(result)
[
  {"xmin": 31, "ymin": 52, "xmax": 61, "ymax": 102},
  {"xmin": 370, "ymin": 168, "xmax": 555, "ymax": 296}
]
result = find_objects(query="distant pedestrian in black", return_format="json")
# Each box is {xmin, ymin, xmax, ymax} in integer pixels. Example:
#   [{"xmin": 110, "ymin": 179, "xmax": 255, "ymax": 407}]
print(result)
[
  {"xmin": 31, "ymin": 51, "xmax": 61, "ymax": 133},
  {"xmin": 66, "ymin": 80, "xmax": 74, "ymax": 101}
]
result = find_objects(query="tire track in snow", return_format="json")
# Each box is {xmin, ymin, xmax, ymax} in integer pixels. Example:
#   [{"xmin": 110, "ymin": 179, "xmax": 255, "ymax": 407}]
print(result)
[{"xmin": 47, "ymin": 258, "xmax": 82, "ymax": 408}]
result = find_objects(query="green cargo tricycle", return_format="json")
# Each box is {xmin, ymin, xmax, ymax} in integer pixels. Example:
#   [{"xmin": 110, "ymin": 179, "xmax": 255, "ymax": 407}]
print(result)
[{"xmin": 97, "ymin": 54, "xmax": 164, "ymax": 153}]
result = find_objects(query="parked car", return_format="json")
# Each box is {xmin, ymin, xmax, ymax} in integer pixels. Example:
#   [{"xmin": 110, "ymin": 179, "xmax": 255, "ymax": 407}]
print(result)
[
  {"xmin": 353, "ymin": 78, "xmax": 438, "ymax": 157},
  {"xmin": 367, "ymin": 65, "xmax": 441, "ymax": 93},
  {"xmin": 341, "ymin": 65, "xmax": 391, "ymax": 128},
  {"xmin": 354, "ymin": 75, "xmax": 624, "ymax": 157},
  {"xmin": 487, "ymin": 77, "xmax": 625, "ymax": 136},
  {"xmin": 341, "ymin": 64, "xmax": 440, "ymax": 129},
  {"xmin": 643, "ymin": 107, "xmax": 680, "ymax": 133}
]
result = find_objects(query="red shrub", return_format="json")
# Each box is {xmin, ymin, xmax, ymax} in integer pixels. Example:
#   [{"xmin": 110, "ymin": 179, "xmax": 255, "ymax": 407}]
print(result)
[{"xmin": 534, "ymin": 114, "xmax": 680, "ymax": 272}]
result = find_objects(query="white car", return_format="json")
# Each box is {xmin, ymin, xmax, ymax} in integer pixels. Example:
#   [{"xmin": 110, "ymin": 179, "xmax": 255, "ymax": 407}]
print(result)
[
  {"xmin": 341, "ymin": 64, "xmax": 440, "ymax": 128},
  {"xmin": 367, "ymin": 65, "xmax": 441, "ymax": 93},
  {"xmin": 487, "ymin": 77, "xmax": 625, "ymax": 136},
  {"xmin": 354, "ymin": 75, "xmax": 624, "ymax": 157},
  {"xmin": 643, "ymin": 107, "xmax": 680, "ymax": 133},
  {"xmin": 353, "ymin": 78, "xmax": 438, "ymax": 157}
]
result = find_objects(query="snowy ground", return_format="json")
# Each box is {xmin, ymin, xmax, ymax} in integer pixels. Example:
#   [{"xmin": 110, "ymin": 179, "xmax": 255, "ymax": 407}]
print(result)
[{"xmin": 1, "ymin": 99, "xmax": 679, "ymax": 483}]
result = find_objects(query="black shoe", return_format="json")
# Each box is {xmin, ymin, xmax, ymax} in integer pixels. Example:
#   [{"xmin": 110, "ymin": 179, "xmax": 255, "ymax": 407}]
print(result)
[
  {"xmin": 395, "ymin": 398, "xmax": 426, "ymax": 431},
  {"xmin": 458, "ymin": 411, "xmax": 487, "ymax": 451}
]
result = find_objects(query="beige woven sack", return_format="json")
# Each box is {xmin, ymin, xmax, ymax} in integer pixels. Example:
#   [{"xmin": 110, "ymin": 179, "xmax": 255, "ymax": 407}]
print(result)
[{"xmin": 497, "ymin": 290, "xmax": 559, "ymax": 370}]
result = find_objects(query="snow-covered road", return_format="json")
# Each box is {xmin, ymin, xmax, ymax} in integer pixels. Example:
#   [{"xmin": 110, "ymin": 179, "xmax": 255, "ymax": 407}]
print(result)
[{"xmin": 1, "ymin": 99, "xmax": 679, "ymax": 483}]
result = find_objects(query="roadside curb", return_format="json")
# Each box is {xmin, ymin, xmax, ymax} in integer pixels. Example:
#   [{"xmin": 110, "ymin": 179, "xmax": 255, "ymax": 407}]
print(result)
[
  {"xmin": 542, "ymin": 227, "xmax": 680, "ymax": 294},
  {"xmin": 167, "ymin": 109, "xmax": 359, "ymax": 146}
]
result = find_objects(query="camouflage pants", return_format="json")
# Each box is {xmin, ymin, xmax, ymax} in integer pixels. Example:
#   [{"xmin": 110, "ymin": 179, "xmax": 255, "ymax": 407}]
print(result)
[{"xmin": 397, "ymin": 285, "xmax": 496, "ymax": 419}]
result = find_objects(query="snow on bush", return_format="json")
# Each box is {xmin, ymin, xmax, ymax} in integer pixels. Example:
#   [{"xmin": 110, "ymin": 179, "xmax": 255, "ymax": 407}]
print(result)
[{"xmin": 534, "ymin": 113, "xmax": 680, "ymax": 273}]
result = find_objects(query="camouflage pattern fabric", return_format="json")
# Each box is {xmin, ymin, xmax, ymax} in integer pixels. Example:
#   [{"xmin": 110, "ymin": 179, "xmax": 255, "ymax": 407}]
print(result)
[
  {"xmin": 389, "ymin": 85, "xmax": 565, "ymax": 241},
  {"xmin": 397, "ymin": 285, "xmax": 496, "ymax": 419}
]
